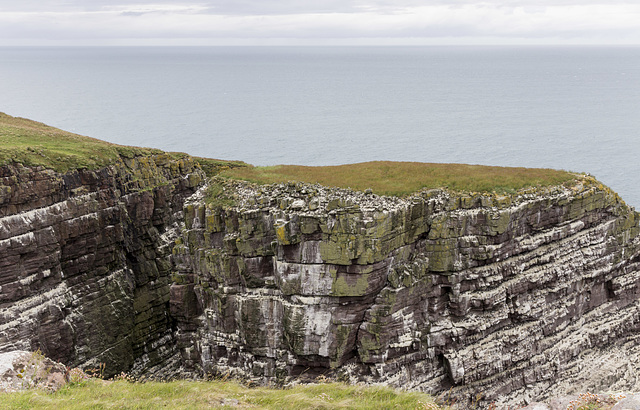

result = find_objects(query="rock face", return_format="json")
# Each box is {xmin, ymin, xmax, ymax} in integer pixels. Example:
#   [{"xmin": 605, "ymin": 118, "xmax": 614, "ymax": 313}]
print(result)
[
  {"xmin": 2, "ymin": 153, "xmax": 640, "ymax": 407},
  {"xmin": 172, "ymin": 177, "xmax": 640, "ymax": 407},
  {"xmin": 0, "ymin": 154, "xmax": 204, "ymax": 377}
]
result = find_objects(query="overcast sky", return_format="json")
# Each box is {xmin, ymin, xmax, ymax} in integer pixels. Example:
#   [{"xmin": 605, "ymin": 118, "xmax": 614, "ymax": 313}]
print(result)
[{"xmin": 1, "ymin": 0, "xmax": 638, "ymax": 46}]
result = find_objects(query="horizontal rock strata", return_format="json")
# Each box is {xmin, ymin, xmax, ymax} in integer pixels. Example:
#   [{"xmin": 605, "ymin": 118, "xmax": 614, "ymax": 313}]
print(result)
[{"xmin": 172, "ymin": 177, "xmax": 640, "ymax": 407}]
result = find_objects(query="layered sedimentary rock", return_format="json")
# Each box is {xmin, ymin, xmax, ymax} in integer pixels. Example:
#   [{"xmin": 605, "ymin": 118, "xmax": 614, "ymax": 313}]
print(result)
[
  {"xmin": 3, "ymin": 139, "xmax": 640, "ymax": 407},
  {"xmin": 172, "ymin": 177, "xmax": 640, "ymax": 407},
  {"xmin": 0, "ymin": 154, "xmax": 204, "ymax": 377}
]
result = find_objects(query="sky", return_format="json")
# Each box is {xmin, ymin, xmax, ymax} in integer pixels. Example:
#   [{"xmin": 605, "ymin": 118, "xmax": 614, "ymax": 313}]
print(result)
[{"xmin": 0, "ymin": 0, "xmax": 639, "ymax": 46}]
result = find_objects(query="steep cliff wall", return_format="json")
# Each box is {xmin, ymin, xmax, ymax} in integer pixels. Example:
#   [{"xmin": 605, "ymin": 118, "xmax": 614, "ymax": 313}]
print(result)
[
  {"xmin": 172, "ymin": 177, "xmax": 640, "ymax": 406},
  {"xmin": 0, "ymin": 154, "xmax": 204, "ymax": 377},
  {"xmin": 3, "ymin": 112, "xmax": 640, "ymax": 406}
]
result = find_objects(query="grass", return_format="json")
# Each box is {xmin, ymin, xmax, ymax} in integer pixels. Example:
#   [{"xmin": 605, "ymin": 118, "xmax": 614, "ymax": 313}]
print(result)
[
  {"xmin": 0, "ymin": 112, "xmax": 576, "ymax": 196},
  {"xmin": 0, "ymin": 379, "xmax": 444, "ymax": 410},
  {"xmin": 0, "ymin": 112, "xmax": 246, "ymax": 175},
  {"xmin": 221, "ymin": 161, "xmax": 577, "ymax": 197},
  {"xmin": 0, "ymin": 112, "xmax": 171, "ymax": 172},
  {"xmin": 192, "ymin": 156, "xmax": 249, "ymax": 177}
]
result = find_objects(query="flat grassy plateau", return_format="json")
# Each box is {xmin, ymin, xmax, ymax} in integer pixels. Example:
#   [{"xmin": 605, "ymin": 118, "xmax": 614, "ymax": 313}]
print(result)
[{"xmin": 221, "ymin": 162, "xmax": 576, "ymax": 197}]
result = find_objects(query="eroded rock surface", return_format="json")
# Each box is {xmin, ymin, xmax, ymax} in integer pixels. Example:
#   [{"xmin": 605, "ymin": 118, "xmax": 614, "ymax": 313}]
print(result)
[
  {"xmin": 0, "ymin": 155, "xmax": 204, "ymax": 377},
  {"xmin": 2, "ymin": 155, "xmax": 640, "ymax": 407},
  {"xmin": 172, "ymin": 177, "xmax": 640, "ymax": 407},
  {"xmin": 0, "ymin": 350, "xmax": 68, "ymax": 392}
]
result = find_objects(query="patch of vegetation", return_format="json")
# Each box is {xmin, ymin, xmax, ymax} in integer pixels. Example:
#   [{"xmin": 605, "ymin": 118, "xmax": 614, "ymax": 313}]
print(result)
[
  {"xmin": 205, "ymin": 179, "xmax": 237, "ymax": 209},
  {"xmin": 0, "ymin": 112, "xmax": 577, "ymax": 198},
  {"xmin": 1, "ymin": 379, "xmax": 446, "ymax": 409},
  {"xmin": 193, "ymin": 156, "xmax": 249, "ymax": 177},
  {"xmin": 222, "ymin": 161, "xmax": 577, "ymax": 197},
  {"xmin": 566, "ymin": 392, "xmax": 626, "ymax": 410},
  {"xmin": 0, "ymin": 112, "xmax": 252, "ymax": 177},
  {"xmin": 0, "ymin": 112, "xmax": 172, "ymax": 172}
]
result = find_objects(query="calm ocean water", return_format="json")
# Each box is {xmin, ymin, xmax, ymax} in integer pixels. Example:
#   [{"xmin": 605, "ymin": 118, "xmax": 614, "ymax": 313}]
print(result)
[{"xmin": 0, "ymin": 46, "xmax": 638, "ymax": 206}]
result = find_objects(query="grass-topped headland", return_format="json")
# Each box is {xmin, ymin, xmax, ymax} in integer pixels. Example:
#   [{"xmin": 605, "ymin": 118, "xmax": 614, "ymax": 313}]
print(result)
[
  {"xmin": 220, "ymin": 161, "xmax": 577, "ymax": 197},
  {"xmin": 1, "ymin": 112, "xmax": 576, "ymax": 196},
  {"xmin": 0, "ymin": 112, "xmax": 247, "ymax": 174},
  {"xmin": 0, "ymin": 112, "xmax": 172, "ymax": 173}
]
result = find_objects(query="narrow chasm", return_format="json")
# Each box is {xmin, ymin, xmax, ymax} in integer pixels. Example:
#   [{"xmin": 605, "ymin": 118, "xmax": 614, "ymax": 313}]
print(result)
[{"xmin": 4, "ymin": 155, "xmax": 640, "ymax": 408}]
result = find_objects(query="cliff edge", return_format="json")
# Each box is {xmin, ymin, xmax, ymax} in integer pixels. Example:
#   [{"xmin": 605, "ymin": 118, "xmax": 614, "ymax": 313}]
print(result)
[
  {"xmin": 173, "ymin": 176, "xmax": 640, "ymax": 407},
  {"xmin": 1, "ymin": 113, "xmax": 640, "ymax": 407},
  {"xmin": 0, "ymin": 113, "xmax": 207, "ymax": 376}
]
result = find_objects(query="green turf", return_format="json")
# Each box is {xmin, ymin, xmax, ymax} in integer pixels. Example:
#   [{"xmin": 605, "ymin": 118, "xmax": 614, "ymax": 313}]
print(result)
[
  {"xmin": 221, "ymin": 161, "xmax": 577, "ymax": 197},
  {"xmin": 0, "ymin": 112, "xmax": 577, "ymax": 196},
  {"xmin": 0, "ymin": 379, "xmax": 446, "ymax": 410}
]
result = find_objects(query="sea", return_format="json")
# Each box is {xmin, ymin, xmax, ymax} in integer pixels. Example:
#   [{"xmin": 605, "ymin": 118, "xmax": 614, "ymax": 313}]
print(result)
[{"xmin": 0, "ymin": 46, "xmax": 638, "ymax": 207}]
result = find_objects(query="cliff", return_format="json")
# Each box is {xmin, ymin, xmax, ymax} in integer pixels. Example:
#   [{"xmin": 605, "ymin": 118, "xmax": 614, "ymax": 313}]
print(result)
[
  {"xmin": 171, "ymin": 177, "xmax": 640, "ymax": 407},
  {"xmin": 2, "ymin": 114, "xmax": 640, "ymax": 407},
  {"xmin": 0, "ymin": 113, "xmax": 211, "ymax": 376},
  {"xmin": 0, "ymin": 155, "xmax": 205, "ymax": 377}
]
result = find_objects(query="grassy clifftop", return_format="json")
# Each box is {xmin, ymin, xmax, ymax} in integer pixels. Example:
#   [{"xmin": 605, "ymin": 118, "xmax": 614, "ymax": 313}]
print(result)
[
  {"xmin": 0, "ymin": 112, "xmax": 247, "ymax": 175},
  {"xmin": 0, "ymin": 112, "xmax": 170, "ymax": 172},
  {"xmin": 221, "ymin": 162, "xmax": 576, "ymax": 197},
  {"xmin": 1, "ymin": 112, "xmax": 576, "ymax": 196}
]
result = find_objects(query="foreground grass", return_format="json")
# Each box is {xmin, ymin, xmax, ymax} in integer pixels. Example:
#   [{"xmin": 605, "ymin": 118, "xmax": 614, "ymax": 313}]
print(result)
[
  {"xmin": 222, "ymin": 161, "xmax": 576, "ymax": 197},
  {"xmin": 1, "ymin": 380, "xmax": 443, "ymax": 410}
]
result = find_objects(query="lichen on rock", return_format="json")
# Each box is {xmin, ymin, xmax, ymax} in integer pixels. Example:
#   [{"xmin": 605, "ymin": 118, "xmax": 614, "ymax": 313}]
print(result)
[
  {"xmin": 2, "ymin": 114, "xmax": 640, "ymax": 408},
  {"xmin": 0, "ymin": 152, "xmax": 205, "ymax": 379},
  {"xmin": 171, "ymin": 175, "xmax": 640, "ymax": 407}
]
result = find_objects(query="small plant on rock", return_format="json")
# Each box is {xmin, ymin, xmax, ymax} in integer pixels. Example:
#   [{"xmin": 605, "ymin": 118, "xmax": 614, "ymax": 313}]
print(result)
[
  {"xmin": 112, "ymin": 372, "xmax": 137, "ymax": 383},
  {"xmin": 85, "ymin": 362, "xmax": 107, "ymax": 379},
  {"xmin": 566, "ymin": 392, "xmax": 620, "ymax": 410},
  {"xmin": 66, "ymin": 367, "xmax": 90, "ymax": 386}
]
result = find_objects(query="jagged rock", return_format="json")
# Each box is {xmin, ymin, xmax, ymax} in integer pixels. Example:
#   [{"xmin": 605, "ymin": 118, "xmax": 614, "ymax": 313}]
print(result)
[
  {"xmin": 2, "ymin": 151, "xmax": 640, "ymax": 408},
  {"xmin": 172, "ymin": 176, "xmax": 640, "ymax": 407},
  {"xmin": 0, "ymin": 155, "xmax": 204, "ymax": 378}
]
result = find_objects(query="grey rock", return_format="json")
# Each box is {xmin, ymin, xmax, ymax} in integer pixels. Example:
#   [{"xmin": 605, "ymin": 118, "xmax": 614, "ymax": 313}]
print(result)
[
  {"xmin": 0, "ymin": 156, "xmax": 204, "ymax": 378},
  {"xmin": 546, "ymin": 396, "xmax": 580, "ymax": 410},
  {"xmin": 0, "ymin": 350, "xmax": 68, "ymax": 392},
  {"xmin": 613, "ymin": 394, "xmax": 640, "ymax": 410},
  {"xmin": 3, "ymin": 154, "xmax": 640, "ymax": 409},
  {"xmin": 520, "ymin": 403, "xmax": 551, "ymax": 410},
  {"xmin": 173, "ymin": 177, "xmax": 640, "ymax": 408}
]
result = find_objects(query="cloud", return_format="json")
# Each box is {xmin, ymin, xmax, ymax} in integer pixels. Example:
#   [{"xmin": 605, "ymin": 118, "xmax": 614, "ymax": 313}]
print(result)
[{"xmin": 0, "ymin": 1, "xmax": 639, "ymax": 45}]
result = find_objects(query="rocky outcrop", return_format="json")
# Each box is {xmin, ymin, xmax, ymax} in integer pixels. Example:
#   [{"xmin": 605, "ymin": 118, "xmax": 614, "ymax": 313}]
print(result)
[
  {"xmin": 3, "ymin": 145, "xmax": 640, "ymax": 407},
  {"xmin": 0, "ymin": 154, "xmax": 204, "ymax": 377},
  {"xmin": 172, "ymin": 177, "xmax": 640, "ymax": 407},
  {"xmin": 0, "ymin": 350, "xmax": 69, "ymax": 392}
]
